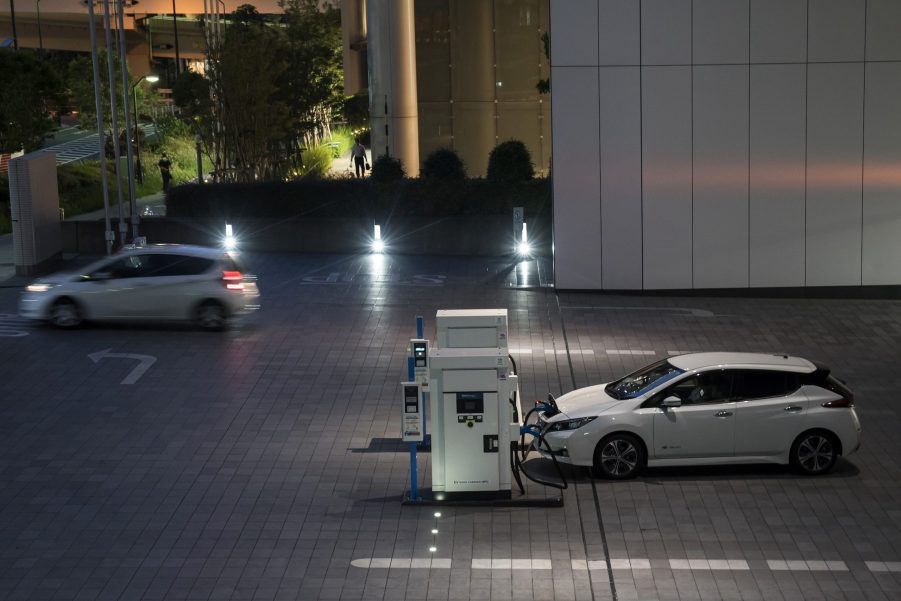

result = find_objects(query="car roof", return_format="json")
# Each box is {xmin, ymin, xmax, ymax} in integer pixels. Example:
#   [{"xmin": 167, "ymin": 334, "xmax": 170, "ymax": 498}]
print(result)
[
  {"xmin": 118, "ymin": 244, "xmax": 228, "ymax": 259},
  {"xmin": 667, "ymin": 352, "xmax": 817, "ymax": 373}
]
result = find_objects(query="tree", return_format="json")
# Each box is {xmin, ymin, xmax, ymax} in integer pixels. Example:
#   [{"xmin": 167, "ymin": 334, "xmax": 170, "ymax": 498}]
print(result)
[
  {"xmin": 0, "ymin": 49, "xmax": 65, "ymax": 152},
  {"xmin": 214, "ymin": 5, "xmax": 290, "ymax": 181},
  {"xmin": 487, "ymin": 140, "xmax": 535, "ymax": 183},
  {"xmin": 66, "ymin": 49, "xmax": 129, "ymax": 131},
  {"xmin": 421, "ymin": 148, "xmax": 466, "ymax": 180},
  {"xmin": 279, "ymin": 0, "xmax": 344, "ymax": 145}
]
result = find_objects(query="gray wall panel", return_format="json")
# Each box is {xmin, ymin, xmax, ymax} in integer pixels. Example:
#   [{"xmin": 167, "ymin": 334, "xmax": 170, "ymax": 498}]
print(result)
[
  {"xmin": 641, "ymin": 0, "xmax": 691, "ymax": 65},
  {"xmin": 599, "ymin": 0, "xmax": 640, "ymax": 65},
  {"xmin": 808, "ymin": 0, "xmax": 865, "ymax": 63},
  {"xmin": 600, "ymin": 67, "xmax": 643, "ymax": 289},
  {"xmin": 749, "ymin": 64, "xmax": 807, "ymax": 287},
  {"xmin": 642, "ymin": 66, "xmax": 693, "ymax": 289},
  {"xmin": 693, "ymin": 0, "xmax": 749, "ymax": 64},
  {"xmin": 550, "ymin": 0, "xmax": 599, "ymax": 66},
  {"xmin": 551, "ymin": 67, "xmax": 603, "ymax": 289},
  {"xmin": 750, "ymin": 0, "xmax": 807, "ymax": 63},
  {"xmin": 692, "ymin": 66, "xmax": 749, "ymax": 288},
  {"xmin": 862, "ymin": 62, "xmax": 901, "ymax": 284},
  {"xmin": 806, "ymin": 63, "xmax": 864, "ymax": 286},
  {"xmin": 866, "ymin": 0, "xmax": 901, "ymax": 61}
]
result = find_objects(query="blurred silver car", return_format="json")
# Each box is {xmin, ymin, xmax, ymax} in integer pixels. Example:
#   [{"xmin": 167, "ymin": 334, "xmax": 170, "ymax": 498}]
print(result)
[{"xmin": 19, "ymin": 244, "xmax": 260, "ymax": 330}]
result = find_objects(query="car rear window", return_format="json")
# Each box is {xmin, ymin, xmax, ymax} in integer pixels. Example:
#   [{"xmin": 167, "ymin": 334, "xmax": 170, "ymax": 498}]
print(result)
[{"xmin": 732, "ymin": 370, "xmax": 801, "ymax": 400}]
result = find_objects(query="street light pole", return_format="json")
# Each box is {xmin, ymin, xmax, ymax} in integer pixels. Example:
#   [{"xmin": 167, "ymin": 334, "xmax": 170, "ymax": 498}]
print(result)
[
  {"xmin": 36, "ymin": 0, "xmax": 43, "ymax": 52},
  {"xmin": 195, "ymin": 133, "xmax": 203, "ymax": 184},
  {"xmin": 131, "ymin": 74, "xmax": 158, "ymax": 185},
  {"xmin": 9, "ymin": 0, "xmax": 18, "ymax": 49}
]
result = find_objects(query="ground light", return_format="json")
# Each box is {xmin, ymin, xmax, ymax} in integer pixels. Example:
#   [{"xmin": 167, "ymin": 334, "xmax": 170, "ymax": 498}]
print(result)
[
  {"xmin": 224, "ymin": 224, "xmax": 237, "ymax": 251},
  {"xmin": 372, "ymin": 224, "xmax": 385, "ymax": 253},
  {"xmin": 517, "ymin": 222, "xmax": 531, "ymax": 257}
]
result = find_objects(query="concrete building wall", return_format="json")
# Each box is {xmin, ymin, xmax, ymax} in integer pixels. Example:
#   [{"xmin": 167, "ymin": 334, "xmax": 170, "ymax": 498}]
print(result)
[{"xmin": 551, "ymin": 0, "xmax": 901, "ymax": 290}]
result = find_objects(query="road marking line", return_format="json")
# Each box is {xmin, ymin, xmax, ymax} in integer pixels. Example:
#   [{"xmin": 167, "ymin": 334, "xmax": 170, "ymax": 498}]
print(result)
[
  {"xmin": 866, "ymin": 561, "xmax": 901, "ymax": 572},
  {"xmin": 351, "ymin": 557, "xmax": 450, "ymax": 569},
  {"xmin": 667, "ymin": 350, "xmax": 700, "ymax": 355},
  {"xmin": 471, "ymin": 559, "xmax": 552, "ymax": 570},
  {"xmin": 606, "ymin": 349, "xmax": 657, "ymax": 355}
]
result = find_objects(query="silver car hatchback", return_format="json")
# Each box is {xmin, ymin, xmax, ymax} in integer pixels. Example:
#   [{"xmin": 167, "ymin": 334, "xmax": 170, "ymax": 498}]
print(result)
[{"xmin": 19, "ymin": 244, "xmax": 260, "ymax": 331}]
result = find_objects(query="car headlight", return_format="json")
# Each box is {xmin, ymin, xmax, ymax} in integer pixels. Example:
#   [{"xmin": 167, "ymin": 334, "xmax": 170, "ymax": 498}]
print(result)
[
  {"xmin": 546, "ymin": 416, "xmax": 597, "ymax": 432},
  {"xmin": 26, "ymin": 283, "xmax": 56, "ymax": 293}
]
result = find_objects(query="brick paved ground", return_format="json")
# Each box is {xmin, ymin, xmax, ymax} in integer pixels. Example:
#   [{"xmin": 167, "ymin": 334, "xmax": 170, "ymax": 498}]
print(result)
[{"xmin": 0, "ymin": 252, "xmax": 899, "ymax": 600}]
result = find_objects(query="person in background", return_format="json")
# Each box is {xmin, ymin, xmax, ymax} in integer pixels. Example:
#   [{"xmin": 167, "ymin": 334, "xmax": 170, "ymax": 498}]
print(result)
[
  {"xmin": 158, "ymin": 153, "xmax": 172, "ymax": 193},
  {"xmin": 349, "ymin": 139, "xmax": 369, "ymax": 178}
]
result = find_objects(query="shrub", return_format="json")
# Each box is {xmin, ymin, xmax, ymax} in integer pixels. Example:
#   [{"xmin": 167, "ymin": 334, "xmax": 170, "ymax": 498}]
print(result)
[
  {"xmin": 297, "ymin": 145, "xmax": 334, "ymax": 179},
  {"xmin": 487, "ymin": 140, "xmax": 534, "ymax": 183},
  {"xmin": 371, "ymin": 154, "xmax": 405, "ymax": 183},
  {"xmin": 421, "ymin": 148, "xmax": 466, "ymax": 180}
]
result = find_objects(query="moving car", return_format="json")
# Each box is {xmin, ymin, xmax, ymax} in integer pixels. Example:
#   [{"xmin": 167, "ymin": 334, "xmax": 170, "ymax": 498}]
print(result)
[
  {"xmin": 19, "ymin": 244, "xmax": 260, "ymax": 331},
  {"xmin": 539, "ymin": 353, "xmax": 860, "ymax": 479}
]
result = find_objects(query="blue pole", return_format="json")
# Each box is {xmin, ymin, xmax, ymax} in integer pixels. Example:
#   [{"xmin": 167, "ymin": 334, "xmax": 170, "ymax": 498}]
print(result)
[
  {"xmin": 409, "ymin": 442, "xmax": 418, "ymax": 501},
  {"xmin": 415, "ymin": 316, "xmax": 428, "ymax": 445},
  {"xmin": 416, "ymin": 315, "xmax": 423, "ymax": 339},
  {"xmin": 407, "ymin": 356, "xmax": 418, "ymax": 501}
]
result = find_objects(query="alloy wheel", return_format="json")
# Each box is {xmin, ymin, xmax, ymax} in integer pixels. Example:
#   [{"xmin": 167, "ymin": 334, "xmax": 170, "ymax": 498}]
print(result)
[
  {"xmin": 796, "ymin": 434, "xmax": 836, "ymax": 474},
  {"xmin": 599, "ymin": 438, "xmax": 639, "ymax": 477},
  {"xmin": 50, "ymin": 300, "xmax": 81, "ymax": 328},
  {"xmin": 197, "ymin": 303, "xmax": 226, "ymax": 331}
]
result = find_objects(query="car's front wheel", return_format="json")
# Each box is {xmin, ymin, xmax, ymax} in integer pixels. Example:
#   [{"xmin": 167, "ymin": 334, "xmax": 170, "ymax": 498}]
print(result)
[
  {"xmin": 593, "ymin": 433, "xmax": 644, "ymax": 480},
  {"xmin": 49, "ymin": 298, "xmax": 82, "ymax": 328},
  {"xmin": 196, "ymin": 300, "xmax": 227, "ymax": 331},
  {"xmin": 790, "ymin": 430, "xmax": 839, "ymax": 475}
]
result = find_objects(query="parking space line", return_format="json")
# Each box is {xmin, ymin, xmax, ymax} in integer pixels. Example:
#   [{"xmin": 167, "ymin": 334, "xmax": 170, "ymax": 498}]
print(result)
[{"xmin": 606, "ymin": 349, "xmax": 657, "ymax": 355}]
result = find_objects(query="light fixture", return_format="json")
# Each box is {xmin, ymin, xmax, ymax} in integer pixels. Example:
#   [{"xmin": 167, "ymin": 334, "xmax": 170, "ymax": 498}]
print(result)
[
  {"xmin": 224, "ymin": 223, "xmax": 237, "ymax": 251},
  {"xmin": 433, "ymin": 512, "xmax": 441, "ymax": 518},
  {"xmin": 428, "ymin": 546, "xmax": 437, "ymax": 553},
  {"xmin": 431, "ymin": 529, "xmax": 438, "ymax": 534},
  {"xmin": 517, "ymin": 222, "xmax": 531, "ymax": 256},
  {"xmin": 372, "ymin": 224, "xmax": 384, "ymax": 253}
]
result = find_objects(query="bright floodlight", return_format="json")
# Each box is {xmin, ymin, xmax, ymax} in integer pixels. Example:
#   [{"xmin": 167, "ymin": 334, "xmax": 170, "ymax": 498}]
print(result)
[
  {"xmin": 372, "ymin": 224, "xmax": 384, "ymax": 253},
  {"xmin": 224, "ymin": 223, "xmax": 237, "ymax": 251},
  {"xmin": 428, "ymin": 546, "xmax": 437, "ymax": 553},
  {"xmin": 145, "ymin": 74, "xmax": 160, "ymax": 83},
  {"xmin": 517, "ymin": 222, "xmax": 531, "ymax": 256},
  {"xmin": 433, "ymin": 512, "xmax": 441, "ymax": 518}
]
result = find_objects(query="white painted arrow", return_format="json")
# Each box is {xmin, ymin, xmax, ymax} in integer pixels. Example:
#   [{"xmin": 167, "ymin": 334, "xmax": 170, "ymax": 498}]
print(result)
[{"xmin": 89, "ymin": 348, "xmax": 157, "ymax": 385}]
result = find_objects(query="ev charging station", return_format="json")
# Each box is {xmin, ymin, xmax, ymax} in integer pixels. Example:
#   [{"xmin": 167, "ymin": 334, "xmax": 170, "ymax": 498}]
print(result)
[{"xmin": 402, "ymin": 309, "xmax": 564, "ymax": 507}]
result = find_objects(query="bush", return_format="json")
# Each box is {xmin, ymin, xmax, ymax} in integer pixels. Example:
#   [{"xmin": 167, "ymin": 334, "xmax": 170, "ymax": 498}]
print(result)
[
  {"xmin": 166, "ymin": 177, "xmax": 551, "ymax": 222},
  {"xmin": 487, "ymin": 140, "xmax": 534, "ymax": 183},
  {"xmin": 421, "ymin": 148, "xmax": 465, "ymax": 180},
  {"xmin": 297, "ymin": 145, "xmax": 334, "ymax": 179},
  {"xmin": 371, "ymin": 154, "xmax": 405, "ymax": 183}
]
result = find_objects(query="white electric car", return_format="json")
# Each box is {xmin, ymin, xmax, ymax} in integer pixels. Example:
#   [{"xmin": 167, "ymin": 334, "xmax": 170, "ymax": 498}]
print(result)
[
  {"xmin": 19, "ymin": 244, "xmax": 260, "ymax": 331},
  {"xmin": 539, "ymin": 353, "xmax": 860, "ymax": 479}
]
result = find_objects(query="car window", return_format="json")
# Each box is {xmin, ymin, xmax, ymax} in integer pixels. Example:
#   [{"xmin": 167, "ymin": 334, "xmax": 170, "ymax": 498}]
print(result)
[
  {"xmin": 733, "ymin": 370, "xmax": 799, "ymax": 400},
  {"xmin": 605, "ymin": 359, "xmax": 684, "ymax": 400},
  {"xmin": 145, "ymin": 254, "xmax": 215, "ymax": 277},
  {"xmin": 652, "ymin": 370, "xmax": 734, "ymax": 406},
  {"xmin": 91, "ymin": 255, "xmax": 149, "ymax": 279}
]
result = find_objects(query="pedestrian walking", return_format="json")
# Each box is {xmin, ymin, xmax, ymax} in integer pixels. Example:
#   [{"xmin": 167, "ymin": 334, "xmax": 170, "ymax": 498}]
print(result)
[
  {"xmin": 158, "ymin": 153, "xmax": 172, "ymax": 193},
  {"xmin": 349, "ymin": 139, "xmax": 369, "ymax": 178}
]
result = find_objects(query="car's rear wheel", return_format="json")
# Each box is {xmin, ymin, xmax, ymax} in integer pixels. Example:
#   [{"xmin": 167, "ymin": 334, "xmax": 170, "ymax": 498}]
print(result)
[
  {"xmin": 50, "ymin": 298, "xmax": 82, "ymax": 328},
  {"xmin": 593, "ymin": 433, "xmax": 644, "ymax": 480},
  {"xmin": 790, "ymin": 430, "xmax": 839, "ymax": 475},
  {"xmin": 196, "ymin": 300, "xmax": 227, "ymax": 331}
]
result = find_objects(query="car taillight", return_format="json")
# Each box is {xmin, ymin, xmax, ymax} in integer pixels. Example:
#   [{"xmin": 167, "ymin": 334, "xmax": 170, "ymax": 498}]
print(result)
[
  {"xmin": 822, "ymin": 376, "xmax": 854, "ymax": 407},
  {"xmin": 822, "ymin": 397, "xmax": 853, "ymax": 408},
  {"xmin": 223, "ymin": 270, "xmax": 244, "ymax": 291}
]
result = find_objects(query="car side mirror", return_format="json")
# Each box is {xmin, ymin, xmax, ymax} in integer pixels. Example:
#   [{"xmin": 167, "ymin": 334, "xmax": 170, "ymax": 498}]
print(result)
[{"xmin": 662, "ymin": 396, "xmax": 682, "ymax": 408}]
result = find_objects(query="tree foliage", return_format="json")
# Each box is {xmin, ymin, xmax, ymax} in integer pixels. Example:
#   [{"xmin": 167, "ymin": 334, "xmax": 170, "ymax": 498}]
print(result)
[
  {"xmin": 371, "ymin": 155, "xmax": 405, "ymax": 183},
  {"xmin": 171, "ymin": 1, "xmax": 343, "ymax": 183},
  {"xmin": 421, "ymin": 148, "xmax": 466, "ymax": 180},
  {"xmin": 487, "ymin": 140, "xmax": 535, "ymax": 183},
  {"xmin": 0, "ymin": 49, "xmax": 65, "ymax": 152}
]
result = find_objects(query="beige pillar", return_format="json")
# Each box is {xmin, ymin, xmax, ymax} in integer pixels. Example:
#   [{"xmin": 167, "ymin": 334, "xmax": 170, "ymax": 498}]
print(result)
[
  {"xmin": 341, "ymin": 0, "xmax": 367, "ymax": 96},
  {"xmin": 366, "ymin": 0, "xmax": 420, "ymax": 176}
]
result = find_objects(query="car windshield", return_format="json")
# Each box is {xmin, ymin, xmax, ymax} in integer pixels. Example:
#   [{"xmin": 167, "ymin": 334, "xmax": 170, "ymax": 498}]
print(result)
[{"xmin": 605, "ymin": 360, "xmax": 684, "ymax": 400}]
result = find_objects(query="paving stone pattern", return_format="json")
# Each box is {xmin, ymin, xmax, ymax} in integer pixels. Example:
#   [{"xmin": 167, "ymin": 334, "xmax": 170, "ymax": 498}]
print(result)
[{"xmin": 1, "ymin": 252, "xmax": 900, "ymax": 600}]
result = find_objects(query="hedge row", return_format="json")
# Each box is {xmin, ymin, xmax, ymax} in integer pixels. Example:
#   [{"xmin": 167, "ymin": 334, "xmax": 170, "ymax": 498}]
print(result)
[{"xmin": 166, "ymin": 178, "xmax": 551, "ymax": 222}]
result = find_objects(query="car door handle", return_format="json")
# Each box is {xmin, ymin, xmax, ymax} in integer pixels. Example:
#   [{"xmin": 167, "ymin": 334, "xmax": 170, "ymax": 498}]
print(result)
[
  {"xmin": 715, "ymin": 410, "xmax": 733, "ymax": 418},
  {"xmin": 783, "ymin": 406, "xmax": 803, "ymax": 413}
]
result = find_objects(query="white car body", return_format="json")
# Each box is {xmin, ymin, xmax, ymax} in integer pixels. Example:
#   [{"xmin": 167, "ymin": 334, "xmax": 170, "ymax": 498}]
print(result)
[
  {"xmin": 540, "ymin": 353, "xmax": 861, "ymax": 474},
  {"xmin": 19, "ymin": 244, "xmax": 260, "ymax": 328}
]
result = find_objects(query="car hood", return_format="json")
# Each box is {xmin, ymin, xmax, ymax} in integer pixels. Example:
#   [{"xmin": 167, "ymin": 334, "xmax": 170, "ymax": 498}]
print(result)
[{"xmin": 551, "ymin": 383, "xmax": 623, "ymax": 420}]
